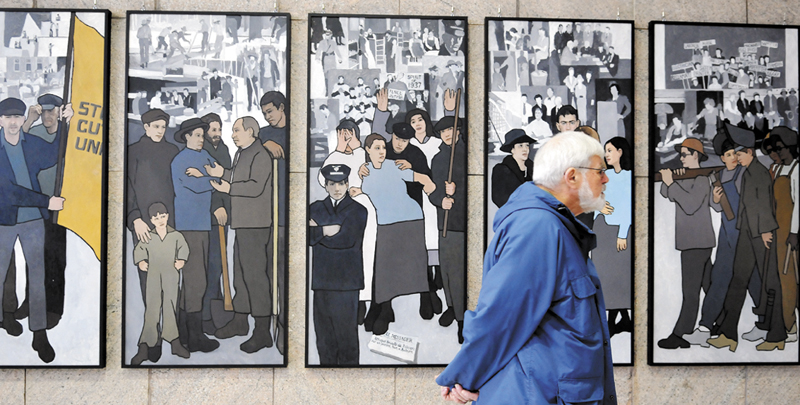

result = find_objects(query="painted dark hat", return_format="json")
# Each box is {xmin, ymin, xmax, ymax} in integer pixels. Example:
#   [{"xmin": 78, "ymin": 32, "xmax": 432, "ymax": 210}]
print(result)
[
  {"xmin": 0, "ymin": 98, "xmax": 26, "ymax": 116},
  {"xmin": 761, "ymin": 126, "xmax": 798, "ymax": 155},
  {"xmin": 712, "ymin": 132, "xmax": 735, "ymax": 156},
  {"xmin": 500, "ymin": 129, "xmax": 537, "ymax": 153},
  {"xmin": 724, "ymin": 122, "xmax": 755, "ymax": 151},
  {"xmin": 174, "ymin": 118, "xmax": 209, "ymax": 143},
  {"xmin": 141, "ymin": 108, "xmax": 169, "ymax": 125},
  {"xmin": 433, "ymin": 116, "xmax": 463, "ymax": 134},
  {"xmin": 320, "ymin": 164, "xmax": 350, "ymax": 183},
  {"xmin": 37, "ymin": 94, "xmax": 63, "ymax": 110},
  {"xmin": 392, "ymin": 122, "xmax": 415, "ymax": 139}
]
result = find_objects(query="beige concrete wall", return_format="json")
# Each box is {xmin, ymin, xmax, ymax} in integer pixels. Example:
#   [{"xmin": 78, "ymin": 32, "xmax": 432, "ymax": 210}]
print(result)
[{"xmin": 1, "ymin": 0, "xmax": 799, "ymax": 403}]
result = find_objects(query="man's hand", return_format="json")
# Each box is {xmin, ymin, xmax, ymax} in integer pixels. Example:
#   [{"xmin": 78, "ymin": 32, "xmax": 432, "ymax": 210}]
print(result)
[
  {"xmin": 48, "ymin": 196, "xmax": 65, "ymax": 211},
  {"xmin": 213, "ymin": 207, "xmax": 228, "ymax": 226},
  {"xmin": 443, "ymin": 88, "xmax": 457, "ymax": 111},
  {"xmin": 322, "ymin": 224, "xmax": 341, "ymax": 237},
  {"xmin": 439, "ymin": 384, "xmax": 479, "ymax": 404},
  {"xmin": 133, "ymin": 218, "xmax": 151, "ymax": 243},
  {"xmin": 26, "ymin": 104, "xmax": 42, "ymax": 125},
  {"xmin": 762, "ymin": 232, "xmax": 773, "ymax": 249},
  {"xmin": 442, "ymin": 197, "xmax": 454, "ymax": 210},
  {"xmin": 359, "ymin": 163, "xmax": 370, "ymax": 179},
  {"xmin": 601, "ymin": 201, "xmax": 614, "ymax": 216},
  {"xmin": 617, "ymin": 237, "xmax": 627, "ymax": 252},
  {"xmin": 204, "ymin": 162, "xmax": 224, "ymax": 178},
  {"xmin": 659, "ymin": 168, "xmax": 674, "ymax": 187},
  {"xmin": 395, "ymin": 159, "xmax": 412, "ymax": 170},
  {"xmin": 138, "ymin": 261, "xmax": 148, "ymax": 272},
  {"xmin": 445, "ymin": 181, "xmax": 456, "ymax": 196},
  {"xmin": 349, "ymin": 187, "xmax": 362, "ymax": 198},
  {"xmin": 175, "ymin": 259, "xmax": 185, "ymax": 270},
  {"xmin": 376, "ymin": 88, "xmax": 389, "ymax": 112},
  {"xmin": 788, "ymin": 233, "xmax": 799, "ymax": 251},
  {"xmin": 186, "ymin": 167, "xmax": 204, "ymax": 178},
  {"xmin": 61, "ymin": 103, "xmax": 74, "ymax": 123},
  {"xmin": 210, "ymin": 179, "xmax": 231, "ymax": 194},
  {"xmin": 263, "ymin": 140, "xmax": 285, "ymax": 159},
  {"xmin": 712, "ymin": 186, "xmax": 723, "ymax": 204}
]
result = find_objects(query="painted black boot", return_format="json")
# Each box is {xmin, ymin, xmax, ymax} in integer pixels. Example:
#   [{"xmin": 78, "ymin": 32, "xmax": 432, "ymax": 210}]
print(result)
[
  {"xmin": 188, "ymin": 312, "xmax": 220, "ymax": 353},
  {"xmin": 241, "ymin": 316, "xmax": 273, "ymax": 353}
]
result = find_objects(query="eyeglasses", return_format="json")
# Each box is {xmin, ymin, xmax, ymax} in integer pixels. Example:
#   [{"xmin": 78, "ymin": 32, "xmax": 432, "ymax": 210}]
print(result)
[{"xmin": 578, "ymin": 166, "xmax": 607, "ymax": 175}]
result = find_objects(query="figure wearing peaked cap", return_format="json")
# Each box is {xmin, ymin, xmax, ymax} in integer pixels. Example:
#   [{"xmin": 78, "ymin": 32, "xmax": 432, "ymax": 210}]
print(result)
[
  {"xmin": 126, "ymin": 108, "xmax": 179, "ymax": 362},
  {"xmin": 0, "ymin": 97, "xmax": 65, "ymax": 363},
  {"xmin": 9, "ymin": 92, "xmax": 73, "ymax": 329},
  {"xmin": 309, "ymin": 164, "xmax": 367, "ymax": 365},
  {"xmin": 492, "ymin": 129, "xmax": 535, "ymax": 208},
  {"xmin": 760, "ymin": 126, "xmax": 800, "ymax": 338},
  {"xmin": 386, "ymin": 121, "xmax": 432, "ymax": 208},
  {"xmin": 169, "ymin": 116, "xmax": 220, "ymax": 354},
  {"xmin": 657, "ymin": 137, "xmax": 716, "ymax": 350},
  {"xmin": 709, "ymin": 124, "xmax": 786, "ymax": 351}
]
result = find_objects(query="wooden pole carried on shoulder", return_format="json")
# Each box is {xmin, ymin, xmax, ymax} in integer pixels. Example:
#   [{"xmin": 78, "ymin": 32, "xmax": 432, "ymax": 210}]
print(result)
[{"xmin": 442, "ymin": 88, "xmax": 462, "ymax": 238}]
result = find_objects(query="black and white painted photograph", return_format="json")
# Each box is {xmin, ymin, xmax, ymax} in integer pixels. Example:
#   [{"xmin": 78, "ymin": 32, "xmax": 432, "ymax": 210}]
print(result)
[
  {"xmin": 650, "ymin": 21, "xmax": 800, "ymax": 365},
  {"xmin": 485, "ymin": 18, "xmax": 635, "ymax": 365},
  {"xmin": 306, "ymin": 14, "xmax": 468, "ymax": 367},
  {"xmin": 0, "ymin": 9, "xmax": 109, "ymax": 368},
  {"xmin": 123, "ymin": 11, "xmax": 290, "ymax": 367}
]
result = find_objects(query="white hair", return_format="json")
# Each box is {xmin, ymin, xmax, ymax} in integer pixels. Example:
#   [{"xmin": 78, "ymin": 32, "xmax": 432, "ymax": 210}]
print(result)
[{"xmin": 532, "ymin": 131, "xmax": 604, "ymax": 189}]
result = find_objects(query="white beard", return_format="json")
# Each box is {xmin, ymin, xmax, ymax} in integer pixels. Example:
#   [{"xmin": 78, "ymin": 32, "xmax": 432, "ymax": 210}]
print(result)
[{"xmin": 578, "ymin": 179, "xmax": 606, "ymax": 213}]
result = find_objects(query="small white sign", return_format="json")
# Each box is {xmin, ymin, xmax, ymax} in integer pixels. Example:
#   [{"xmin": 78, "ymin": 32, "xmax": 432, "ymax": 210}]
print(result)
[{"xmin": 368, "ymin": 331, "xmax": 419, "ymax": 363}]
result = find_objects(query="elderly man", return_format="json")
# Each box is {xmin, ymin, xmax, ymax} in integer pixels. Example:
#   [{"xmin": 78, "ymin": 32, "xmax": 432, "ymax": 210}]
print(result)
[
  {"xmin": 205, "ymin": 116, "xmax": 275, "ymax": 353},
  {"xmin": 0, "ymin": 97, "xmax": 66, "ymax": 363},
  {"xmin": 436, "ymin": 132, "xmax": 615, "ymax": 404}
]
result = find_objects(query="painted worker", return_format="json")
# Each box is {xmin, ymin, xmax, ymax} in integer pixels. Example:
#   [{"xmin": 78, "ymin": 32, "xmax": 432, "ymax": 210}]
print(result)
[
  {"xmin": 0, "ymin": 97, "xmax": 66, "ymax": 363},
  {"xmin": 308, "ymin": 164, "xmax": 367, "ymax": 365}
]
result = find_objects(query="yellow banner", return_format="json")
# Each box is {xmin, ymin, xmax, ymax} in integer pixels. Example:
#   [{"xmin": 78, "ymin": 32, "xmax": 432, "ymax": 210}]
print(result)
[{"xmin": 57, "ymin": 16, "xmax": 105, "ymax": 260}]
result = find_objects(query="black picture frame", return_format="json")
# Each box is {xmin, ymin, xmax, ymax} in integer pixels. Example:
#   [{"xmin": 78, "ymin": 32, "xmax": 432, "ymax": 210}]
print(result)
[
  {"xmin": 122, "ymin": 10, "xmax": 290, "ymax": 368},
  {"xmin": 305, "ymin": 13, "xmax": 469, "ymax": 367},
  {"xmin": 649, "ymin": 20, "xmax": 800, "ymax": 366},
  {"xmin": 484, "ymin": 17, "xmax": 635, "ymax": 366},
  {"xmin": 0, "ymin": 8, "xmax": 110, "ymax": 368}
]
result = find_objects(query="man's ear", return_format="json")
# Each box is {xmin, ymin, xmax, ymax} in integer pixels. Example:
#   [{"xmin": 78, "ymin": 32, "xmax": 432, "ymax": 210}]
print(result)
[{"xmin": 563, "ymin": 167, "xmax": 580, "ymax": 190}]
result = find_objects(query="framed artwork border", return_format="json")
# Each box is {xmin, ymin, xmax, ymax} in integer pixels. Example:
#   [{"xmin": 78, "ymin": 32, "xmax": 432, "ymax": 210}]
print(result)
[
  {"xmin": 484, "ymin": 16, "xmax": 635, "ymax": 367},
  {"xmin": 648, "ymin": 20, "xmax": 800, "ymax": 366},
  {"xmin": 304, "ymin": 13, "xmax": 469, "ymax": 368},
  {"xmin": 122, "ymin": 10, "xmax": 291, "ymax": 369},
  {"xmin": 0, "ymin": 7, "xmax": 110, "ymax": 369}
]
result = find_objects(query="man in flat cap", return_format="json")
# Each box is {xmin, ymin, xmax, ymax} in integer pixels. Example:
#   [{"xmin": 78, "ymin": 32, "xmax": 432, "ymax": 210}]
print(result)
[
  {"xmin": 308, "ymin": 164, "xmax": 367, "ymax": 365},
  {"xmin": 205, "ymin": 116, "xmax": 275, "ymax": 353},
  {"xmin": 657, "ymin": 138, "xmax": 716, "ymax": 349},
  {"xmin": 492, "ymin": 129, "xmax": 536, "ymax": 208},
  {"xmin": 171, "ymin": 118, "xmax": 220, "ymax": 354},
  {"xmin": 0, "ymin": 97, "xmax": 66, "ymax": 363},
  {"xmin": 430, "ymin": 115, "xmax": 467, "ymax": 343},
  {"xmin": 4, "ymin": 94, "xmax": 73, "ymax": 328},
  {"xmin": 709, "ymin": 124, "xmax": 786, "ymax": 351},
  {"xmin": 126, "ymin": 108, "xmax": 178, "ymax": 363}
]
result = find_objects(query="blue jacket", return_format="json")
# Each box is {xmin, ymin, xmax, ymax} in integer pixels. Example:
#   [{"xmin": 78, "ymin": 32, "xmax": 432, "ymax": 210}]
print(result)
[
  {"xmin": 308, "ymin": 194, "xmax": 367, "ymax": 291},
  {"xmin": 0, "ymin": 129, "xmax": 61, "ymax": 226},
  {"xmin": 170, "ymin": 147, "xmax": 216, "ymax": 231},
  {"xmin": 436, "ymin": 183, "xmax": 616, "ymax": 405}
]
